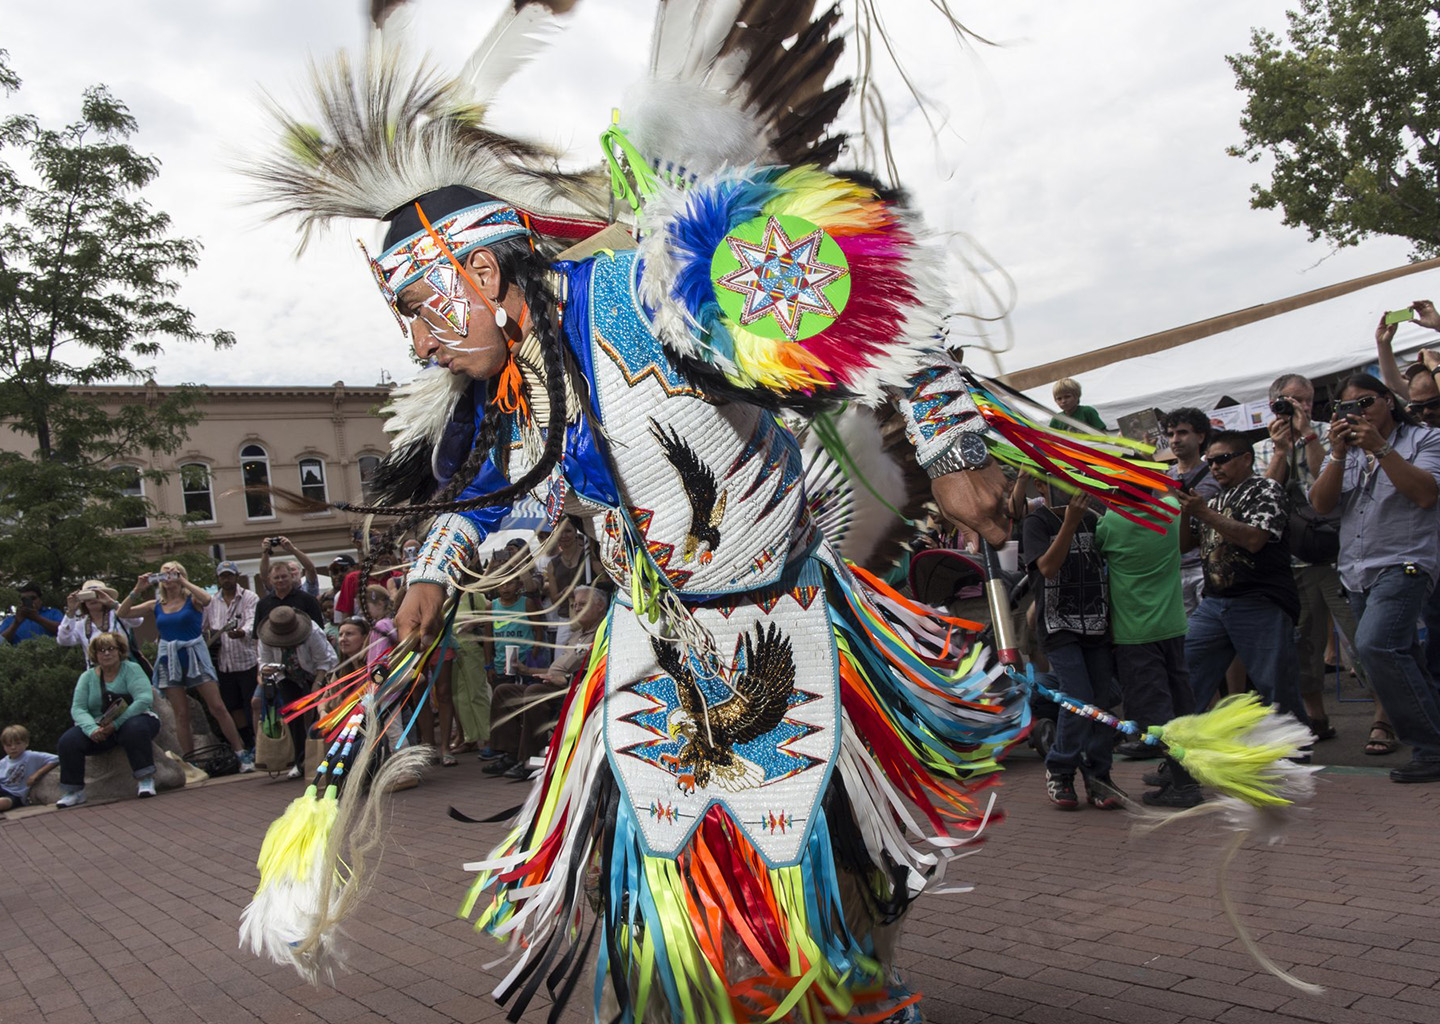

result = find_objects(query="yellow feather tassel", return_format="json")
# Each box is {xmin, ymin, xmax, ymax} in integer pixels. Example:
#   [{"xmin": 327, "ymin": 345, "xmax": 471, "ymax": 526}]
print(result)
[{"xmin": 1156, "ymin": 695, "xmax": 1311, "ymax": 806}]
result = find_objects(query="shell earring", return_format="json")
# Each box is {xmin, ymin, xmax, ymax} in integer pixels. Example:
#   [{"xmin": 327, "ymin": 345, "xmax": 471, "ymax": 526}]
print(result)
[{"xmin": 494, "ymin": 306, "xmax": 508, "ymax": 329}]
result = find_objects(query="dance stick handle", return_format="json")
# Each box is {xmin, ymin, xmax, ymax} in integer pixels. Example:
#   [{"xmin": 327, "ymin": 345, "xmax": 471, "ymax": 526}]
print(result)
[
  {"xmin": 979, "ymin": 541, "xmax": 1021, "ymax": 665},
  {"xmin": 1026, "ymin": 673, "xmax": 1158, "ymax": 744}
]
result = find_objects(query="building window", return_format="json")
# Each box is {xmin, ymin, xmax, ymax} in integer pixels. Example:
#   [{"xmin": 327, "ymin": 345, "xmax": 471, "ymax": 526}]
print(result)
[
  {"xmin": 298, "ymin": 457, "xmax": 328, "ymax": 505},
  {"xmin": 179, "ymin": 462, "xmax": 215, "ymax": 523},
  {"xmin": 241, "ymin": 444, "xmax": 274, "ymax": 519},
  {"xmin": 112, "ymin": 465, "xmax": 147, "ymax": 530},
  {"xmin": 358, "ymin": 455, "xmax": 381, "ymax": 502}
]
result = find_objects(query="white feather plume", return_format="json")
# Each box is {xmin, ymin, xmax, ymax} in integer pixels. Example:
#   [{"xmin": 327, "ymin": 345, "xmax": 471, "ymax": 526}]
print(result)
[
  {"xmin": 456, "ymin": 2, "xmax": 570, "ymax": 109},
  {"xmin": 382, "ymin": 364, "xmax": 470, "ymax": 452}
]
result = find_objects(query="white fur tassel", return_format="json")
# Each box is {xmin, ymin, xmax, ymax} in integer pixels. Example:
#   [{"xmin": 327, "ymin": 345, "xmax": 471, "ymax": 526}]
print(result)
[{"xmin": 382, "ymin": 364, "xmax": 469, "ymax": 452}]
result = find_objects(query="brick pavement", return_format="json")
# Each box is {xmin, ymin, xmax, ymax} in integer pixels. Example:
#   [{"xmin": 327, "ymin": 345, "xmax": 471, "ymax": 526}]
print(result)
[{"xmin": 2, "ymin": 748, "xmax": 1438, "ymax": 1024}]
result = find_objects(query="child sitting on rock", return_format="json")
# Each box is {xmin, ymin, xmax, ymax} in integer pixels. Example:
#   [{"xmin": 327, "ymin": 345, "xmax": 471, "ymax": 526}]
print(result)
[{"xmin": 0, "ymin": 724, "xmax": 58, "ymax": 813}]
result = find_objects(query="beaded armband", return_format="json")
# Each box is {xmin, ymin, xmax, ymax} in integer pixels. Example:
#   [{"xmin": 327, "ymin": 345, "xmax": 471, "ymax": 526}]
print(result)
[
  {"xmin": 898, "ymin": 361, "xmax": 988, "ymax": 478},
  {"xmin": 406, "ymin": 513, "xmax": 481, "ymax": 591}
]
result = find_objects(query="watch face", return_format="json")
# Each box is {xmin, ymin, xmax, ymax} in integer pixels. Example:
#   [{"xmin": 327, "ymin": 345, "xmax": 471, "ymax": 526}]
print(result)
[{"xmin": 958, "ymin": 431, "xmax": 989, "ymax": 467}]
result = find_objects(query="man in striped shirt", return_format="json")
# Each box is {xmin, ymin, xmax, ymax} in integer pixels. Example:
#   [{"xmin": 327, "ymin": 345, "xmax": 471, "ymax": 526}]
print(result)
[{"xmin": 204, "ymin": 561, "xmax": 260, "ymax": 749}]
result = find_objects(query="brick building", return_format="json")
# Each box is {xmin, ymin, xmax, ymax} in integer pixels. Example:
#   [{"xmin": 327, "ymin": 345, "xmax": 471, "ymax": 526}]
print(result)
[{"xmin": 2, "ymin": 381, "xmax": 394, "ymax": 583}]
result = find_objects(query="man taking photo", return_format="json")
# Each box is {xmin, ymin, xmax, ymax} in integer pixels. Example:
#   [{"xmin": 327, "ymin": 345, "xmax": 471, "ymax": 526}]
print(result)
[{"xmin": 1179, "ymin": 431, "xmax": 1305, "ymax": 724}]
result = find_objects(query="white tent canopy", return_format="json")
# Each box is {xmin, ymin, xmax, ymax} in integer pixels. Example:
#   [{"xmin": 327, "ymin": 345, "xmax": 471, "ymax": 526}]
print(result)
[{"xmin": 1019, "ymin": 267, "xmax": 1440, "ymax": 423}]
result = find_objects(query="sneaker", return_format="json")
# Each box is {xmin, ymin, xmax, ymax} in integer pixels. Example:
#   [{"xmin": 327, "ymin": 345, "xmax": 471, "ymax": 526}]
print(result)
[
  {"xmin": 1083, "ymin": 774, "xmax": 1126, "ymax": 810},
  {"xmin": 1115, "ymin": 739, "xmax": 1163, "ymax": 760},
  {"xmin": 137, "ymin": 778, "xmax": 157, "ymax": 798},
  {"xmin": 1028, "ymin": 718, "xmax": 1056, "ymax": 759},
  {"xmin": 1044, "ymin": 770, "xmax": 1078, "ymax": 810},
  {"xmin": 237, "ymin": 749, "xmax": 256, "ymax": 774},
  {"xmin": 1390, "ymin": 760, "xmax": 1440, "ymax": 783},
  {"xmin": 1141, "ymin": 784, "xmax": 1203, "ymax": 809},
  {"xmin": 286, "ymin": 765, "xmax": 302, "ymax": 780},
  {"xmin": 56, "ymin": 789, "xmax": 86, "ymax": 809},
  {"xmin": 503, "ymin": 762, "xmax": 535, "ymax": 782},
  {"xmin": 483, "ymin": 754, "xmax": 517, "ymax": 776},
  {"xmin": 476, "ymin": 747, "xmax": 504, "ymax": 762},
  {"xmin": 1141, "ymin": 761, "xmax": 1171, "ymax": 788}
]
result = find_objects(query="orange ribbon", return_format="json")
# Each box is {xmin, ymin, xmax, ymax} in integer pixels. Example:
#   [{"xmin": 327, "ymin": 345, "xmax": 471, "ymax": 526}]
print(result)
[{"xmin": 413, "ymin": 203, "xmax": 531, "ymax": 421}]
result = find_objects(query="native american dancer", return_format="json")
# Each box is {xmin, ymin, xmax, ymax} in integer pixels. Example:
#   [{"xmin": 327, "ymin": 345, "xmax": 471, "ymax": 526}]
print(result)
[{"xmin": 239, "ymin": 3, "xmax": 1314, "ymax": 1020}]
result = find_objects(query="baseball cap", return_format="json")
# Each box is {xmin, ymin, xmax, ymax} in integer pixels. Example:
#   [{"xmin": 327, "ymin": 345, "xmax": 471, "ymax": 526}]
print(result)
[
  {"xmin": 216, "ymin": 560, "xmax": 241, "ymax": 576},
  {"xmin": 329, "ymin": 554, "xmax": 357, "ymax": 568}
]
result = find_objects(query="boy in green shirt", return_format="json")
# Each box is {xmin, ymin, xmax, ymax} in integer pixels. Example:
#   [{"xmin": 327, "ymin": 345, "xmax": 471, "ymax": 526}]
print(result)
[
  {"xmin": 1048, "ymin": 378, "xmax": 1108, "ymax": 434},
  {"xmin": 1094, "ymin": 493, "xmax": 1202, "ymax": 807}
]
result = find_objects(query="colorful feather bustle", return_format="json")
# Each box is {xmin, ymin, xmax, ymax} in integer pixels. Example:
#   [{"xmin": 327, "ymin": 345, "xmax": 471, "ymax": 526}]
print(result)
[
  {"xmin": 461, "ymin": 558, "xmax": 1025, "ymax": 1023},
  {"xmin": 637, "ymin": 165, "xmax": 951, "ymax": 406}
]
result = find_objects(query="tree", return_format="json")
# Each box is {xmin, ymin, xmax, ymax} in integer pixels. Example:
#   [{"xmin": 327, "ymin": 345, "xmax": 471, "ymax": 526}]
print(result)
[
  {"xmin": 1227, "ymin": 1, "xmax": 1440, "ymax": 258},
  {"xmin": 0, "ymin": 50, "xmax": 234, "ymax": 598}
]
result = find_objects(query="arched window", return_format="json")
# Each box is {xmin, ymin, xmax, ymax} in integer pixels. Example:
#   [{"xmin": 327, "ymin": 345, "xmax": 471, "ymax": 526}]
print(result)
[
  {"xmin": 357, "ymin": 454, "xmax": 381, "ymax": 502},
  {"xmin": 112, "ymin": 465, "xmax": 148, "ymax": 530},
  {"xmin": 241, "ymin": 444, "xmax": 273, "ymax": 519},
  {"xmin": 179, "ymin": 462, "xmax": 215, "ymax": 523},
  {"xmin": 298, "ymin": 457, "xmax": 329, "ymax": 504}
]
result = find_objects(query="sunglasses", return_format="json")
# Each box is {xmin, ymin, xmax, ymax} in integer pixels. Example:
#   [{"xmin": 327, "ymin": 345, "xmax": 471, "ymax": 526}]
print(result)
[
  {"xmin": 1411, "ymin": 397, "xmax": 1440, "ymax": 412},
  {"xmin": 1334, "ymin": 395, "xmax": 1379, "ymax": 416},
  {"xmin": 1204, "ymin": 451, "xmax": 1248, "ymax": 468},
  {"xmin": 94, "ymin": 644, "xmax": 120, "ymax": 653}
]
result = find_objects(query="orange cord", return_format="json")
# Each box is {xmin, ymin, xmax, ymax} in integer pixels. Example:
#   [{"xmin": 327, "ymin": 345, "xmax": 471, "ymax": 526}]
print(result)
[{"xmin": 413, "ymin": 203, "xmax": 531, "ymax": 420}]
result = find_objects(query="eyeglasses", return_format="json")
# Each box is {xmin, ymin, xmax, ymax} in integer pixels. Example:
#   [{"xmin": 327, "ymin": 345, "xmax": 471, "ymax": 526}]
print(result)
[
  {"xmin": 1204, "ymin": 451, "xmax": 1248, "ymax": 468},
  {"xmin": 94, "ymin": 644, "xmax": 120, "ymax": 653}
]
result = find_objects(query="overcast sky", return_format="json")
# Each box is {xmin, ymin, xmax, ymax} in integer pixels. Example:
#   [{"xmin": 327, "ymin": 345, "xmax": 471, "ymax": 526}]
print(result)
[{"xmin": 1, "ymin": 1, "xmax": 1420, "ymax": 409}]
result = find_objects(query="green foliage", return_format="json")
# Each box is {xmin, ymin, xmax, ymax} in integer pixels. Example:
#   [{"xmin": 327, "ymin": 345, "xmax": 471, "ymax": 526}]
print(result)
[
  {"xmin": 0, "ymin": 639, "xmax": 86, "ymax": 753},
  {"xmin": 0, "ymin": 55, "xmax": 234, "ymax": 595},
  {"xmin": 1228, "ymin": 1, "xmax": 1440, "ymax": 258}
]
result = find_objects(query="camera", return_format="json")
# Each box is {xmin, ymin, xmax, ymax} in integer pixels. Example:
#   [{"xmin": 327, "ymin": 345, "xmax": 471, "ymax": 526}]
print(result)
[
  {"xmin": 260, "ymin": 663, "xmax": 284, "ymax": 681},
  {"xmin": 147, "ymin": 573, "xmax": 164, "ymax": 584},
  {"xmin": 76, "ymin": 589, "xmax": 97, "ymax": 602},
  {"xmin": 1270, "ymin": 397, "xmax": 1294, "ymax": 419},
  {"xmin": 1334, "ymin": 399, "xmax": 1365, "ymax": 418},
  {"xmin": 265, "ymin": 537, "xmax": 280, "ymax": 550}
]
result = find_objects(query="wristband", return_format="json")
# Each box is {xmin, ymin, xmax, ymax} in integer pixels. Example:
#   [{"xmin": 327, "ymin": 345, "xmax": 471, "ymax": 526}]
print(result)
[
  {"xmin": 1300, "ymin": 433, "xmax": 1318, "ymax": 445},
  {"xmin": 407, "ymin": 513, "xmax": 481, "ymax": 591},
  {"xmin": 1374, "ymin": 443, "xmax": 1395, "ymax": 461}
]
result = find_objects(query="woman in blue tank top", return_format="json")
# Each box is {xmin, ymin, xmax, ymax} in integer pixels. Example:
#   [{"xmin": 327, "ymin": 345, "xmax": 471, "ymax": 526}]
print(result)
[{"xmin": 117, "ymin": 561, "xmax": 250, "ymax": 768}]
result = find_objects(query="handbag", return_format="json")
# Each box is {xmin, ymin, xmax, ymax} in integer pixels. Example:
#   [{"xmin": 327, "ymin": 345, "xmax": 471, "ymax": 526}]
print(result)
[
  {"xmin": 185, "ymin": 743, "xmax": 239, "ymax": 778},
  {"xmin": 1285, "ymin": 478, "xmax": 1339, "ymax": 565}
]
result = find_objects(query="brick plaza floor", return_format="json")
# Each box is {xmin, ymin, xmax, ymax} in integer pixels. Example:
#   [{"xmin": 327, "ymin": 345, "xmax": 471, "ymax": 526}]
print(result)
[{"xmin": 3, "ymin": 744, "xmax": 1438, "ymax": 1024}]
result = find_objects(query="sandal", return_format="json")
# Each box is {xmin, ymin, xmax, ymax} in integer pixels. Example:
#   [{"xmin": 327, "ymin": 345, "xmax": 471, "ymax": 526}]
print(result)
[
  {"xmin": 1365, "ymin": 722, "xmax": 1400, "ymax": 756},
  {"xmin": 1310, "ymin": 716, "xmax": 1337, "ymax": 742},
  {"xmin": 441, "ymin": 754, "xmax": 458, "ymax": 768}
]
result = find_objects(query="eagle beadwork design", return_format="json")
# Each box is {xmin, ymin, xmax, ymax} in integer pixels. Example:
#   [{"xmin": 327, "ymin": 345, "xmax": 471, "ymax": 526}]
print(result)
[
  {"xmin": 650, "ymin": 624, "xmax": 796, "ymax": 794},
  {"xmin": 649, "ymin": 418, "xmax": 728, "ymax": 564}
]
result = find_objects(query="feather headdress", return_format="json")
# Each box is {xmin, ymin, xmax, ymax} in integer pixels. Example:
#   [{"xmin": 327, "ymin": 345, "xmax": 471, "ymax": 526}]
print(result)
[{"xmin": 247, "ymin": 11, "xmax": 611, "ymax": 254}]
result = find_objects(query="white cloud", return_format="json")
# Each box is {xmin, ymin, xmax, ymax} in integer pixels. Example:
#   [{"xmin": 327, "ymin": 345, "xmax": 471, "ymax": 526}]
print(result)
[{"xmin": 1, "ymin": 0, "xmax": 1418, "ymax": 404}]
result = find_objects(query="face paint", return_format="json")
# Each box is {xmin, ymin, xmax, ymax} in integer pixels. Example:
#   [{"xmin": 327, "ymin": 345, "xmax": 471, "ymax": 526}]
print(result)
[
  {"xmin": 362, "ymin": 200, "xmax": 527, "ymax": 336},
  {"xmin": 418, "ymin": 262, "xmax": 469, "ymax": 337}
]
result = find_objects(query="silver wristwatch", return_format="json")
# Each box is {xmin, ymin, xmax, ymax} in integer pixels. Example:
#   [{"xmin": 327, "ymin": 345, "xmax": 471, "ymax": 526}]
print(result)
[{"xmin": 923, "ymin": 431, "xmax": 991, "ymax": 478}]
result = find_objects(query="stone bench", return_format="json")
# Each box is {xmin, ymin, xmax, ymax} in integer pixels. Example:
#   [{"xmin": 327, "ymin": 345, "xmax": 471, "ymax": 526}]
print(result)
[{"xmin": 28, "ymin": 689, "xmax": 221, "ymax": 807}]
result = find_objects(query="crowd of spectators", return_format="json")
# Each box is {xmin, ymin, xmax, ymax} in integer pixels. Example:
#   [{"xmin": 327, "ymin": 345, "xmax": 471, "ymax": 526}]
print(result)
[
  {"xmin": 8, "ymin": 307, "xmax": 1440, "ymax": 813},
  {"xmin": 1, "ymin": 515, "xmax": 615, "ymax": 808}
]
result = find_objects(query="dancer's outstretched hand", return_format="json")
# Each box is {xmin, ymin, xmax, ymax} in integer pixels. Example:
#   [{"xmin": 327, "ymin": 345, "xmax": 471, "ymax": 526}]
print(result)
[
  {"xmin": 932, "ymin": 462, "xmax": 1010, "ymax": 547},
  {"xmin": 395, "ymin": 581, "xmax": 446, "ymax": 651}
]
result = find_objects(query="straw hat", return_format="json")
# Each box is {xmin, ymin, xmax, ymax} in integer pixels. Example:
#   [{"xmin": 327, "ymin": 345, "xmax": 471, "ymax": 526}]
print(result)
[
  {"xmin": 80, "ymin": 579, "xmax": 120, "ymax": 602},
  {"xmin": 258, "ymin": 606, "xmax": 313, "ymax": 648}
]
